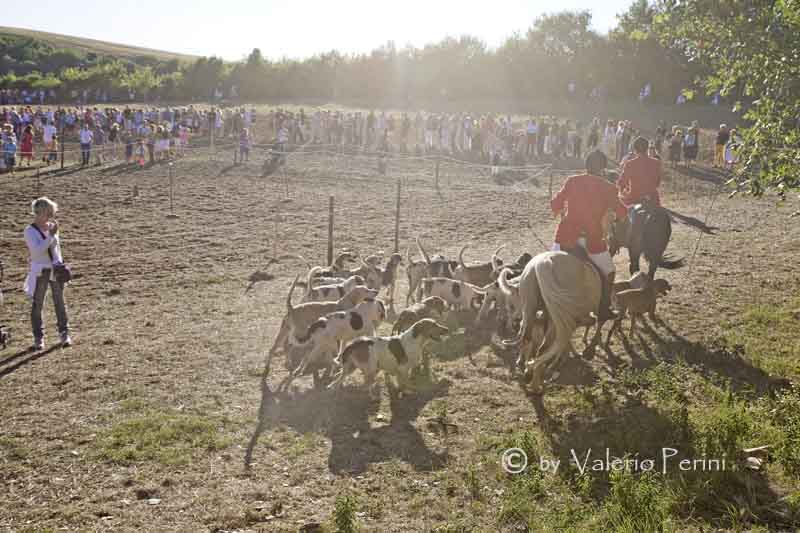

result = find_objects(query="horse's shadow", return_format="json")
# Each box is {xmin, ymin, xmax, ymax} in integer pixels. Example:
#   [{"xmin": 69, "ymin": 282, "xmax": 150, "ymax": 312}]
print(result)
[
  {"xmin": 610, "ymin": 316, "xmax": 788, "ymax": 396},
  {"xmin": 673, "ymin": 164, "xmax": 729, "ymax": 185}
]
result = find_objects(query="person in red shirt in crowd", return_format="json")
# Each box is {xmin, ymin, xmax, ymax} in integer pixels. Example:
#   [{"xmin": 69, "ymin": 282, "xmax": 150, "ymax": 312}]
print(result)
[
  {"xmin": 20, "ymin": 125, "xmax": 34, "ymax": 167},
  {"xmin": 617, "ymin": 136, "xmax": 664, "ymax": 256},
  {"xmin": 550, "ymin": 150, "xmax": 628, "ymax": 320}
]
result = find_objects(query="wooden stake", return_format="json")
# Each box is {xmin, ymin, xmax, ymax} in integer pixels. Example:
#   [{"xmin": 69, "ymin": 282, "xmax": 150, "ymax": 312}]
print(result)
[
  {"xmin": 394, "ymin": 180, "xmax": 401, "ymax": 254},
  {"xmin": 327, "ymin": 196, "xmax": 334, "ymax": 266},
  {"xmin": 169, "ymin": 163, "xmax": 174, "ymax": 216}
]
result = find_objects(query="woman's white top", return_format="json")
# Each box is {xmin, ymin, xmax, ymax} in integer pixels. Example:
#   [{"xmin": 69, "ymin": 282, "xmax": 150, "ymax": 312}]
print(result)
[{"xmin": 23, "ymin": 224, "xmax": 64, "ymax": 298}]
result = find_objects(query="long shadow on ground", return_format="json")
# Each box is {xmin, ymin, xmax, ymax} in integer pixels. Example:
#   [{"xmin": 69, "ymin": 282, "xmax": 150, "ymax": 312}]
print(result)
[{"xmin": 244, "ymin": 367, "xmax": 451, "ymax": 476}]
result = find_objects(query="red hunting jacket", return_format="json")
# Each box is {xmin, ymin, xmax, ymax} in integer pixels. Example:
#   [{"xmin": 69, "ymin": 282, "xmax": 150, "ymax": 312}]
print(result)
[
  {"xmin": 617, "ymin": 154, "xmax": 662, "ymax": 207},
  {"xmin": 551, "ymin": 173, "xmax": 628, "ymax": 254}
]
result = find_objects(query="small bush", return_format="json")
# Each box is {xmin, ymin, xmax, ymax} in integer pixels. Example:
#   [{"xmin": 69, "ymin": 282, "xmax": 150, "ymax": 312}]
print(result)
[{"xmin": 333, "ymin": 494, "xmax": 359, "ymax": 533}]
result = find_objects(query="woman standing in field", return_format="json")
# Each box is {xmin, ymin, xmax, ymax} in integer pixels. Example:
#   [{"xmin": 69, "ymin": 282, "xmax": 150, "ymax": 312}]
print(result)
[
  {"xmin": 24, "ymin": 197, "xmax": 71, "ymax": 350},
  {"xmin": 108, "ymin": 123, "xmax": 120, "ymax": 160}
]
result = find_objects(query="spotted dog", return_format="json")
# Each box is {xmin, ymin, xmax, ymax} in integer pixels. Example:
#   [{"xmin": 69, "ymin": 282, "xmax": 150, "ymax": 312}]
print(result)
[
  {"xmin": 328, "ymin": 319, "xmax": 449, "ymax": 392},
  {"xmin": 280, "ymin": 298, "xmax": 386, "ymax": 390},
  {"xmin": 392, "ymin": 296, "xmax": 448, "ymax": 334},
  {"xmin": 454, "ymin": 244, "xmax": 505, "ymax": 287},
  {"xmin": 421, "ymin": 277, "xmax": 486, "ymax": 311}
]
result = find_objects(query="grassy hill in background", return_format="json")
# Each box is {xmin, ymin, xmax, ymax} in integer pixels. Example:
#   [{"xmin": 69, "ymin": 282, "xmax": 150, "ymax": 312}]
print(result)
[{"xmin": 0, "ymin": 26, "xmax": 198, "ymax": 63}]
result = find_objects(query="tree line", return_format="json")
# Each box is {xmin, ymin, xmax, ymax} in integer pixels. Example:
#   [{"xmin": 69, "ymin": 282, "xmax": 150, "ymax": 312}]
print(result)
[{"xmin": 1, "ymin": 0, "xmax": 797, "ymax": 194}]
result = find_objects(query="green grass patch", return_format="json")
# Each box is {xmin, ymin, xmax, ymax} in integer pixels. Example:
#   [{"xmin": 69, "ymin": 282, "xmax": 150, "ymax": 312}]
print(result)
[
  {"xmin": 94, "ymin": 407, "xmax": 231, "ymax": 465},
  {"xmin": 722, "ymin": 300, "xmax": 800, "ymax": 379},
  {"xmin": 0, "ymin": 436, "xmax": 30, "ymax": 461}
]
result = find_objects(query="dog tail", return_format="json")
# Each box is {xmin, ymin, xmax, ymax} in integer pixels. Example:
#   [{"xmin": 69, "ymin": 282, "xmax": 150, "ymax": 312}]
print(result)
[
  {"xmin": 491, "ymin": 244, "xmax": 506, "ymax": 276},
  {"xmin": 497, "ymin": 268, "xmax": 516, "ymax": 299},
  {"xmin": 285, "ymin": 274, "xmax": 301, "ymax": 316},
  {"xmin": 416, "ymin": 236, "xmax": 432, "ymax": 264},
  {"xmin": 457, "ymin": 245, "xmax": 469, "ymax": 269},
  {"xmin": 304, "ymin": 266, "xmax": 323, "ymax": 299}
]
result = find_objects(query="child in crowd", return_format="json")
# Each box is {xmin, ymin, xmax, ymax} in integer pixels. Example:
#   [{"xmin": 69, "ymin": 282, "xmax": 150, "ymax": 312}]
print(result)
[{"xmin": 239, "ymin": 128, "xmax": 251, "ymax": 162}]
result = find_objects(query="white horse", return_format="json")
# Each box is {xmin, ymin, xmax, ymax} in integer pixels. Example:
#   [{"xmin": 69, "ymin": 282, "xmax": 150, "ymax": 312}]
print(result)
[{"xmin": 504, "ymin": 251, "xmax": 603, "ymax": 394}]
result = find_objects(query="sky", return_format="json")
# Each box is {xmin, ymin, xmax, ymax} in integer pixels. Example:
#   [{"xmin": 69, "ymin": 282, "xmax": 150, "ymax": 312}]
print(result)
[{"xmin": 6, "ymin": 0, "xmax": 631, "ymax": 61}]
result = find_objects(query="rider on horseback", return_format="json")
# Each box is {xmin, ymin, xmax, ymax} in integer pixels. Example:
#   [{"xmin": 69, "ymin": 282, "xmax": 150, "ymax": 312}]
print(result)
[
  {"xmin": 550, "ymin": 150, "xmax": 628, "ymax": 321},
  {"xmin": 617, "ymin": 136, "xmax": 663, "ymax": 261}
]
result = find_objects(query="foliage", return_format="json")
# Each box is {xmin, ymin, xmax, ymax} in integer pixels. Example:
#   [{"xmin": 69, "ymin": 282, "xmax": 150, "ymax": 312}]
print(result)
[
  {"xmin": 333, "ymin": 494, "xmax": 359, "ymax": 533},
  {"xmin": 653, "ymin": 0, "xmax": 800, "ymax": 196}
]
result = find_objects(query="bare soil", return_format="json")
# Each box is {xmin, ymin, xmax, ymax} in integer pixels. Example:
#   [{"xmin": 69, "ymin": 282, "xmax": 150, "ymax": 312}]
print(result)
[{"xmin": 0, "ymin": 126, "xmax": 798, "ymax": 532}]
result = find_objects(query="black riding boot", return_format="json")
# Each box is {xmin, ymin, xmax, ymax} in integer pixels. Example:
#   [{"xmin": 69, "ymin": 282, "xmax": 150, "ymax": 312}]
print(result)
[{"xmin": 598, "ymin": 272, "xmax": 618, "ymax": 322}]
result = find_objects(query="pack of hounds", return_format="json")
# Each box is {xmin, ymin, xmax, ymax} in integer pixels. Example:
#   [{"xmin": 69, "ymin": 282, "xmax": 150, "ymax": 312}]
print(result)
[{"xmin": 266, "ymin": 238, "xmax": 672, "ymax": 394}]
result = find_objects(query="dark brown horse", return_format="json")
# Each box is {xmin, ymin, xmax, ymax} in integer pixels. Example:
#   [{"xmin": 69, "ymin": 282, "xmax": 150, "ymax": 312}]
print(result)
[{"xmin": 609, "ymin": 202, "xmax": 684, "ymax": 279}]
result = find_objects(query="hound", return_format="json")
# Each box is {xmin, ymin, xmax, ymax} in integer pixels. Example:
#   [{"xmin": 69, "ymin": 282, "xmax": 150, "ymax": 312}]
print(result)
[
  {"xmin": 268, "ymin": 274, "xmax": 378, "ymax": 360},
  {"xmin": 421, "ymin": 277, "xmax": 485, "ymax": 311},
  {"xmin": 453, "ymin": 244, "xmax": 505, "ymax": 287},
  {"xmin": 280, "ymin": 298, "xmax": 386, "ymax": 390},
  {"xmin": 494, "ymin": 251, "xmax": 533, "ymax": 279},
  {"xmin": 478, "ymin": 267, "xmax": 521, "ymax": 332},
  {"xmin": 606, "ymin": 278, "xmax": 671, "ymax": 343},
  {"xmin": 406, "ymin": 237, "xmax": 457, "ymax": 304},
  {"xmin": 378, "ymin": 253, "xmax": 403, "ymax": 303},
  {"xmin": 291, "ymin": 251, "xmax": 359, "ymax": 280},
  {"xmin": 392, "ymin": 296, "xmax": 448, "ymax": 334},
  {"xmin": 328, "ymin": 319, "xmax": 449, "ymax": 392},
  {"xmin": 302, "ymin": 266, "xmax": 366, "ymax": 302}
]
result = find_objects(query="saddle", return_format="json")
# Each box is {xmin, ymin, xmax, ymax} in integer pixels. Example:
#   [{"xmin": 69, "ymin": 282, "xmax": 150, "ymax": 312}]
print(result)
[{"xmin": 561, "ymin": 241, "xmax": 604, "ymax": 281}]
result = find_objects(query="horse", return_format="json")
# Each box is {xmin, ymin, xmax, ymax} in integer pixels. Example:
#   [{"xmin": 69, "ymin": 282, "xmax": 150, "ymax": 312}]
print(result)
[
  {"xmin": 609, "ymin": 201, "xmax": 684, "ymax": 279},
  {"xmin": 503, "ymin": 251, "xmax": 604, "ymax": 394}
]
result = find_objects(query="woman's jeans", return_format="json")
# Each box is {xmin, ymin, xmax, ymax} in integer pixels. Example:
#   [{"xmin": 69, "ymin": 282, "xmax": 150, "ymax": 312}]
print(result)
[
  {"xmin": 81, "ymin": 143, "xmax": 91, "ymax": 165},
  {"xmin": 31, "ymin": 269, "xmax": 69, "ymax": 341}
]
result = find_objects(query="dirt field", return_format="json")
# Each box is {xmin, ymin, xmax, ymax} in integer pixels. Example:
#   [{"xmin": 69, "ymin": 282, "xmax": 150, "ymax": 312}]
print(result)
[{"xmin": 1, "ymin": 120, "xmax": 799, "ymax": 532}]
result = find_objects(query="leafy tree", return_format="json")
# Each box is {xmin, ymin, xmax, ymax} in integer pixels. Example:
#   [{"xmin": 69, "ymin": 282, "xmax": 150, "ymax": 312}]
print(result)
[{"xmin": 654, "ymin": 0, "xmax": 800, "ymax": 196}]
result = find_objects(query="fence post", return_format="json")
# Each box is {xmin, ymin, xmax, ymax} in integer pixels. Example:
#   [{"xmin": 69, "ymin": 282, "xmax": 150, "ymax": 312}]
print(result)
[
  {"xmin": 36, "ymin": 168, "xmax": 41, "ymax": 196},
  {"xmin": 435, "ymin": 156, "xmax": 440, "ymax": 189},
  {"xmin": 168, "ymin": 163, "xmax": 175, "ymax": 217},
  {"xmin": 549, "ymin": 170, "xmax": 554, "ymax": 200},
  {"xmin": 60, "ymin": 130, "xmax": 65, "ymax": 170},
  {"xmin": 327, "ymin": 196, "xmax": 334, "ymax": 266},
  {"xmin": 394, "ymin": 180, "xmax": 401, "ymax": 254},
  {"xmin": 233, "ymin": 145, "xmax": 237, "ymax": 166}
]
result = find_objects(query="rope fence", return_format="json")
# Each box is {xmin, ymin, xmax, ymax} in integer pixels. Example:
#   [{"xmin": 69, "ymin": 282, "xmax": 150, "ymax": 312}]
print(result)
[{"xmin": 2, "ymin": 137, "xmax": 721, "ymax": 287}]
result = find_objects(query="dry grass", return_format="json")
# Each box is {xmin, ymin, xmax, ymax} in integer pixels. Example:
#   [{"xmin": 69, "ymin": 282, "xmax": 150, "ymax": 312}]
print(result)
[{"xmin": 0, "ymin": 105, "xmax": 798, "ymax": 532}]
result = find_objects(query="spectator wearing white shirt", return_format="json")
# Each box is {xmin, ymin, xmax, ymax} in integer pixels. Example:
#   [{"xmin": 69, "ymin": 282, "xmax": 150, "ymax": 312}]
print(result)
[
  {"xmin": 42, "ymin": 120, "xmax": 57, "ymax": 163},
  {"xmin": 79, "ymin": 124, "xmax": 93, "ymax": 166},
  {"xmin": 24, "ymin": 197, "xmax": 71, "ymax": 350}
]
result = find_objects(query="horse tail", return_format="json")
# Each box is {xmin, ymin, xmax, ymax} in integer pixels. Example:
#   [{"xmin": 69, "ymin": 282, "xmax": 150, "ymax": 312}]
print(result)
[
  {"xmin": 643, "ymin": 208, "xmax": 679, "ymax": 271},
  {"xmin": 532, "ymin": 255, "xmax": 579, "ymax": 345},
  {"xmin": 502, "ymin": 262, "xmax": 541, "ymax": 347},
  {"xmin": 526, "ymin": 253, "xmax": 587, "ymax": 391}
]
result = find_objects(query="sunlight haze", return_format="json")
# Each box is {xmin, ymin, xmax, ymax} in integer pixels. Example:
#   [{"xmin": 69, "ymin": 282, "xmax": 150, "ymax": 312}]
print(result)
[{"xmin": 8, "ymin": 0, "xmax": 629, "ymax": 60}]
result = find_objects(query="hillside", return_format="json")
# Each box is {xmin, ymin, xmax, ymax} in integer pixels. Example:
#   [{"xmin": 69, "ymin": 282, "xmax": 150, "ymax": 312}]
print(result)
[{"xmin": 0, "ymin": 26, "xmax": 197, "ymax": 63}]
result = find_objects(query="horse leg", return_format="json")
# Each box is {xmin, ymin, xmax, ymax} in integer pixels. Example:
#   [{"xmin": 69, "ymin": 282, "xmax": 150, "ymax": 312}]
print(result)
[
  {"xmin": 629, "ymin": 248, "xmax": 641, "ymax": 275},
  {"xmin": 527, "ymin": 323, "xmax": 566, "ymax": 395}
]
